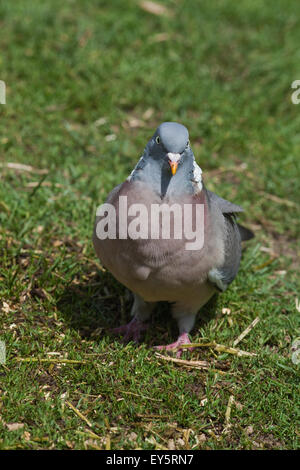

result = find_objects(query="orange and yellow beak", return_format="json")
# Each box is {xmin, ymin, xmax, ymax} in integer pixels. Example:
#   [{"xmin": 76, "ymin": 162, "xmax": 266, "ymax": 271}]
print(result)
[
  {"xmin": 169, "ymin": 161, "xmax": 178, "ymax": 175},
  {"xmin": 167, "ymin": 153, "xmax": 181, "ymax": 176}
]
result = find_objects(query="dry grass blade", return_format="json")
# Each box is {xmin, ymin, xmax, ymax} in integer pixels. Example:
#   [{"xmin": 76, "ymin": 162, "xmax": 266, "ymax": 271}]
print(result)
[
  {"xmin": 223, "ymin": 395, "xmax": 235, "ymax": 434},
  {"xmin": 120, "ymin": 390, "xmax": 162, "ymax": 402},
  {"xmin": 0, "ymin": 162, "xmax": 49, "ymax": 174},
  {"xmin": 253, "ymin": 258, "xmax": 276, "ymax": 271},
  {"xmin": 150, "ymin": 32, "xmax": 171, "ymax": 43},
  {"xmin": 139, "ymin": 1, "xmax": 173, "ymax": 17},
  {"xmin": 136, "ymin": 413, "xmax": 170, "ymax": 419},
  {"xmin": 0, "ymin": 200, "xmax": 10, "ymax": 213},
  {"xmin": 225, "ymin": 395, "xmax": 234, "ymax": 425},
  {"xmin": 105, "ymin": 435, "xmax": 111, "ymax": 450},
  {"xmin": 15, "ymin": 357, "xmax": 89, "ymax": 364},
  {"xmin": 66, "ymin": 401, "xmax": 93, "ymax": 428},
  {"xmin": 82, "ymin": 256, "xmax": 106, "ymax": 272},
  {"xmin": 258, "ymin": 191, "xmax": 298, "ymax": 208},
  {"xmin": 183, "ymin": 428, "xmax": 191, "ymax": 449},
  {"xmin": 26, "ymin": 181, "xmax": 63, "ymax": 188},
  {"xmin": 206, "ymin": 163, "xmax": 251, "ymax": 178},
  {"xmin": 233, "ymin": 317, "xmax": 260, "ymax": 347}
]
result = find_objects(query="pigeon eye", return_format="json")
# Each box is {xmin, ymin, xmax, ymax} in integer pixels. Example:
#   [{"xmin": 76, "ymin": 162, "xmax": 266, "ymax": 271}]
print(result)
[
  {"xmin": 186, "ymin": 140, "xmax": 190, "ymax": 148},
  {"xmin": 156, "ymin": 136, "xmax": 161, "ymax": 144}
]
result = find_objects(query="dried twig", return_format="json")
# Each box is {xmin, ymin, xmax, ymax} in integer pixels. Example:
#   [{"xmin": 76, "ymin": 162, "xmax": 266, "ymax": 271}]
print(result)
[
  {"xmin": 66, "ymin": 401, "xmax": 93, "ymax": 428},
  {"xmin": 233, "ymin": 317, "xmax": 260, "ymax": 347},
  {"xmin": 154, "ymin": 352, "xmax": 227, "ymax": 374},
  {"xmin": 143, "ymin": 423, "xmax": 169, "ymax": 444},
  {"xmin": 180, "ymin": 342, "xmax": 257, "ymax": 357},
  {"xmin": 155, "ymin": 352, "xmax": 209, "ymax": 368},
  {"xmin": 76, "ymin": 429, "xmax": 102, "ymax": 440}
]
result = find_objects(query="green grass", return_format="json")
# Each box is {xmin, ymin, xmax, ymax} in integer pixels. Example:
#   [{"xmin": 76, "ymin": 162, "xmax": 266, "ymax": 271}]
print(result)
[{"xmin": 0, "ymin": 0, "xmax": 299, "ymax": 450}]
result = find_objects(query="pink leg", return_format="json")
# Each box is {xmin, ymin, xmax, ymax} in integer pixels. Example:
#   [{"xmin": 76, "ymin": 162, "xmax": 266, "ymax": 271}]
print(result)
[
  {"xmin": 154, "ymin": 332, "xmax": 193, "ymax": 358},
  {"xmin": 110, "ymin": 317, "xmax": 148, "ymax": 343}
]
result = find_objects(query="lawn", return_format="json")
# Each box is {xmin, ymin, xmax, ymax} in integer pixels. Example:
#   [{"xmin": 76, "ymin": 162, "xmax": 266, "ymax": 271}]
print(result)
[{"xmin": 0, "ymin": 0, "xmax": 299, "ymax": 450}]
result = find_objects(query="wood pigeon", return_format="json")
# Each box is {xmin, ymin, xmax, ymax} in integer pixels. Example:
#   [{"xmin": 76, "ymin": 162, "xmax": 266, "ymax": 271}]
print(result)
[{"xmin": 93, "ymin": 122, "xmax": 253, "ymax": 356}]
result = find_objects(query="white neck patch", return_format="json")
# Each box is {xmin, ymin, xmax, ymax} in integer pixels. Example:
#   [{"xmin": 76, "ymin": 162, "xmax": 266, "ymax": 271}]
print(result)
[{"xmin": 192, "ymin": 161, "xmax": 203, "ymax": 192}]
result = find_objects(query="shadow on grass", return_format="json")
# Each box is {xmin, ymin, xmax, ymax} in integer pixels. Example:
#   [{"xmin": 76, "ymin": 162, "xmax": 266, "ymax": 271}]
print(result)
[{"xmin": 57, "ymin": 269, "xmax": 219, "ymax": 348}]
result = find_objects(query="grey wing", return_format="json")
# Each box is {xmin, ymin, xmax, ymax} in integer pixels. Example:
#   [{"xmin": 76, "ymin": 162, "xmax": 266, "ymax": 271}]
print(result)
[
  {"xmin": 208, "ymin": 214, "xmax": 242, "ymax": 292},
  {"xmin": 206, "ymin": 189, "xmax": 244, "ymax": 214},
  {"xmin": 206, "ymin": 188, "xmax": 254, "ymax": 241},
  {"xmin": 206, "ymin": 187, "xmax": 253, "ymax": 291},
  {"xmin": 236, "ymin": 223, "xmax": 254, "ymax": 241}
]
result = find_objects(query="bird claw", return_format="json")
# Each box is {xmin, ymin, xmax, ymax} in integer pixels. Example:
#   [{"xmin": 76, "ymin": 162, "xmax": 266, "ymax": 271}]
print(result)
[
  {"xmin": 154, "ymin": 332, "xmax": 193, "ymax": 358},
  {"xmin": 110, "ymin": 317, "xmax": 148, "ymax": 343}
]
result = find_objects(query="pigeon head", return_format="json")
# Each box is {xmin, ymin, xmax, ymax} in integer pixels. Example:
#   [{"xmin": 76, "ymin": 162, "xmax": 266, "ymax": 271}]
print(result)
[
  {"xmin": 154, "ymin": 122, "xmax": 189, "ymax": 175},
  {"xmin": 128, "ymin": 122, "xmax": 202, "ymax": 198}
]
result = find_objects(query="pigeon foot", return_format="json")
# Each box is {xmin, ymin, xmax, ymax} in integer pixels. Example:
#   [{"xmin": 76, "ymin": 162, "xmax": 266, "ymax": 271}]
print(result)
[
  {"xmin": 110, "ymin": 317, "xmax": 148, "ymax": 343},
  {"xmin": 154, "ymin": 332, "xmax": 193, "ymax": 358}
]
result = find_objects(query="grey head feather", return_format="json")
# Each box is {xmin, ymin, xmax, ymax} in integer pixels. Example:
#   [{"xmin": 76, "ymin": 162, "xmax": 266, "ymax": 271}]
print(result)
[{"xmin": 157, "ymin": 122, "xmax": 189, "ymax": 154}]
